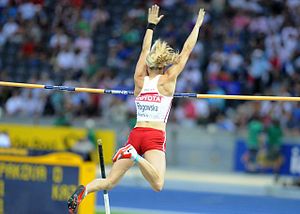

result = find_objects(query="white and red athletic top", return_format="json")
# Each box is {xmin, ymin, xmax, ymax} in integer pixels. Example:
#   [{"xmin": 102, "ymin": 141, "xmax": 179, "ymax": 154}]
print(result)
[{"xmin": 135, "ymin": 75, "xmax": 173, "ymax": 123}]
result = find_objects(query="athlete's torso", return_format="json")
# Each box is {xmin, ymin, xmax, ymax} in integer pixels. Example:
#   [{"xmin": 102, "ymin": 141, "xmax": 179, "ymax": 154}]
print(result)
[{"xmin": 134, "ymin": 75, "xmax": 173, "ymax": 131}]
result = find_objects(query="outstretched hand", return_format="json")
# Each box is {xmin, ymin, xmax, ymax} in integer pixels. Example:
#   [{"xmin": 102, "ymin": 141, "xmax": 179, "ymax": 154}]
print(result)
[
  {"xmin": 196, "ymin": 8, "xmax": 205, "ymax": 27},
  {"xmin": 148, "ymin": 4, "xmax": 164, "ymax": 25}
]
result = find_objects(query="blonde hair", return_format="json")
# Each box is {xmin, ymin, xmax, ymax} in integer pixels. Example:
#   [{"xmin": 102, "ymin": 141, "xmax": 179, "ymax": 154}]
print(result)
[{"xmin": 146, "ymin": 39, "xmax": 179, "ymax": 68}]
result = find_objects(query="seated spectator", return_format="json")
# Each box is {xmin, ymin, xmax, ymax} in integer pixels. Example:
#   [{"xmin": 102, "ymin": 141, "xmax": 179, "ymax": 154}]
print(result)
[
  {"xmin": 216, "ymin": 113, "xmax": 236, "ymax": 132},
  {"xmin": 195, "ymin": 99, "xmax": 210, "ymax": 124},
  {"xmin": 55, "ymin": 44, "xmax": 75, "ymax": 71},
  {"xmin": 207, "ymin": 82, "xmax": 226, "ymax": 111},
  {"xmin": 72, "ymin": 48, "xmax": 87, "ymax": 78},
  {"xmin": 0, "ymin": 131, "xmax": 10, "ymax": 148},
  {"xmin": 226, "ymin": 50, "xmax": 244, "ymax": 75},
  {"xmin": 249, "ymin": 49, "xmax": 271, "ymax": 94},
  {"xmin": 84, "ymin": 54, "xmax": 100, "ymax": 78},
  {"xmin": 21, "ymin": 36, "xmax": 36, "ymax": 58},
  {"xmin": 5, "ymin": 90, "xmax": 24, "ymax": 116},
  {"xmin": 108, "ymin": 97, "xmax": 128, "ymax": 123},
  {"xmin": 74, "ymin": 31, "xmax": 92, "ymax": 54},
  {"xmin": 22, "ymin": 90, "xmax": 44, "ymax": 117},
  {"xmin": 2, "ymin": 17, "xmax": 19, "ymax": 39},
  {"xmin": 18, "ymin": 0, "xmax": 37, "ymax": 20},
  {"xmin": 49, "ymin": 28, "xmax": 69, "ymax": 49},
  {"xmin": 90, "ymin": 7, "xmax": 110, "ymax": 30}
]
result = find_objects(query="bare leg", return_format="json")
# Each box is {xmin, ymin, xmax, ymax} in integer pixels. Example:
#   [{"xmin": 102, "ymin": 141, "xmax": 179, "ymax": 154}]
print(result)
[
  {"xmin": 137, "ymin": 150, "xmax": 166, "ymax": 191},
  {"xmin": 86, "ymin": 159, "xmax": 134, "ymax": 195}
]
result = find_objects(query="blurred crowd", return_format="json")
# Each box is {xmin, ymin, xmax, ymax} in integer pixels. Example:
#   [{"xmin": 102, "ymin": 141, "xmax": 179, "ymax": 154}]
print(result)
[{"xmin": 0, "ymin": 0, "xmax": 300, "ymax": 135}]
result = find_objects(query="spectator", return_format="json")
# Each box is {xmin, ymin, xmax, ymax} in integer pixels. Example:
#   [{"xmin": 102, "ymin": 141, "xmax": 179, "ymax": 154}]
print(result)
[
  {"xmin": 108, "ymin": 97, "xmax": 128, "ymax": 123},
  {"xmin": 18, "ymin": 1, "xmax": 37, "ymax": 20},
  {"xmin": 49, "ymin": 28, "xmax": 69, "ymax": 49},
  {"xmin": 84, "ymin": 54, "xmax": 100, "ymax": 78},
  {"xmin": 249, "ymin": 49, "xmax": 271, "ymax": 94},
  {"xmin": 22, "ymin": 90, "xmax": 44, "ymax": 116},
  {"xmin": 226, "ymin": 50, "xmax": 244, "ymax": 75},
  {"xmin": 26, "ymin": 20, "xmax": 42, "ymax": 43},
  {"xmin": 5, "ymin": 90, "xmax": 24, "ymax": 116},
  {"xmin": 266, "ymin": 119, "xmax": 283, "ymax": 179},
  {"xmin": 216, "ymin": 113, "xmax": 236, "ymax": 132},
  {"xmin": 244, "ymin": 115, "xmax": 264, "ymax": 172},
  {"xmin": 21, "ymin": 36, "xmax": 36, "ymax": 57},
  {"xmin": 90, "ymin": 7, "xmax": 110, "ymax": 31},
  {"xmin": 74, "ymin": 31, "xmax": 92, "ymax": 54},
  {"xmin": 2, "ymin": 17, "xmax": 19, "ymax": 39},
  {"xmin": 0, "ymin": 131, "xmax": 10, "ymax": 148},
  {"xmin": 72, "ymin": 48, "xmax": 88, "ymax": 76},
  {"xmin": 53, "ymin": 111, "xmax": 72, "ymax": 126},
  {"xmin": 207, "ymin": 82, "xmax": 226, "ymax": 111},
  {"xmin": 55, "ymin": 45, "xmax": 75, "ymax": 71}
]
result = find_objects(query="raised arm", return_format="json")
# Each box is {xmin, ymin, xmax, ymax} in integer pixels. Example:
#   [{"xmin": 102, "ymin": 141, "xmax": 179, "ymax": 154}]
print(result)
[
  {"xmin": 166, "ymin": 8, "xmax": 205, "ymax": 80},
  {"xmin": 134, "ymin": 5, "xmax": 164, "ymax": 82}
]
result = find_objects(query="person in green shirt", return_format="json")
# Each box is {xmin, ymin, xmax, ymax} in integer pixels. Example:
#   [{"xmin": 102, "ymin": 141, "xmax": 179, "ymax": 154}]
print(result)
[
  {"xmin": 84, "ymin": 55, "xmax": 100, "ymax": 78},
  {"xmin": 266, "ymin": 119, "xmax": 283, "ymax": 179},
  {"xmin": 266, "ymin": 119, "xmax": 283, "ymax": 157},
  {"xmin": 245, "ymin": 115, "xmax": 264, "ymax": 172}
]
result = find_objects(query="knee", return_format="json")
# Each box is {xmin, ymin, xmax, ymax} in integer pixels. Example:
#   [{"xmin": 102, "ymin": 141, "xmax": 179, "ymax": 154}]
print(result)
[
  {"xmin": 105, "ymin": 179, "xmax": 116, "ymax": 190},
  {"xmin": 151, "ymin": 180, "xmax": 164, "ymax": 192}
]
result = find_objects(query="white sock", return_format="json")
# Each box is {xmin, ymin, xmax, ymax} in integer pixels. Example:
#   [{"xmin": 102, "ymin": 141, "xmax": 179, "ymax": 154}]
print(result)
[
  {"xmin": 133, "ymin": 154, "xmax": 141, "ymax": 163},
  {"xmin": 84, "ymin": 186, "xmax": 88, "ymax": 198}
]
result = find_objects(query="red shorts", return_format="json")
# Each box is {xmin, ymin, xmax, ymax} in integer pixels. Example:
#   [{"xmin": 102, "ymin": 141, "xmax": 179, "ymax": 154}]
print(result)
[{"xmin": 125, "ymin": 127, "xmax": 166, "ymax": 155}]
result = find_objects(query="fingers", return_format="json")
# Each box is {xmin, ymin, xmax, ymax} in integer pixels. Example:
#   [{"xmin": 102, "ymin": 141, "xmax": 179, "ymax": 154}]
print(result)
[
  {"xmin": 149, "ymin": 5, "xmax": 154, "ymax": 15},
  {"xmin": 158, "ymin": 15, "xmax": 164, "ymax": 22},
  {"xmin": 153, "ymin": 4, "xmax": 158, "ymax": 15},
  {"xmin": 199, "ymin": 8, "xmax": 205, "ymax": 15},
  {"xmin": 149, "ymin": 4, "xmax": 160, "ymax": 15},
  {"xmin": 152, "ymin": 5, "xmax": 155, "ymax": 14},
  {"xmin": 148, "ymin": 4, "xmax": 163, "ymax": 24},
  {"xmin": 195, "ymin": 8, "xmax": 205, "ymax": 27},
  {"xmin": 154, "ymin": 4, "xmax": 159, "ymax": 15}
]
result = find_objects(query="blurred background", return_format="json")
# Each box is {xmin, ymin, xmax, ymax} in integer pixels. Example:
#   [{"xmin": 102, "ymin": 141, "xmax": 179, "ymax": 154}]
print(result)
[{"xmin": 0, "ymin": 0, "xmax": 300, "ymax": 213}]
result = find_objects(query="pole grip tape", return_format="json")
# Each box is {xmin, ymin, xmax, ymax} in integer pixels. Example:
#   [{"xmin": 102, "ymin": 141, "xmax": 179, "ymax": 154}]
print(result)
[
  {"xmin": 44, "ymin": 85, "xmax": 75, "ymax": 91},
  {"xmin": 98, "ymin": 143, "xmax": 106, "ymax": 179},
  {"xmin": 104, "ymin": 89, "xmax": 134, "ymax": 95}
]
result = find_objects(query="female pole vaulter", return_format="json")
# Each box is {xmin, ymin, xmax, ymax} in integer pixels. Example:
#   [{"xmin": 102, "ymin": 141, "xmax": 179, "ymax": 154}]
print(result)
[{"xmin": 68, "ymin": 4, "xmax": 205, "ymax": 213}]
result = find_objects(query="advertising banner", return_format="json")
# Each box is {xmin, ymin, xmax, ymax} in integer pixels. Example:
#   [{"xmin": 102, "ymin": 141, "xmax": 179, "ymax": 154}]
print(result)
[
  {"xmin": 0, "ymin": 124, "xmax": 115, "ymax": 164},
  {"xmin": 0, "ymin": 152, "xmax": 95, "ymax": 214},
  {"xmin": 234, "ymin": 139, "xmax": 300, "ymax": 176}
]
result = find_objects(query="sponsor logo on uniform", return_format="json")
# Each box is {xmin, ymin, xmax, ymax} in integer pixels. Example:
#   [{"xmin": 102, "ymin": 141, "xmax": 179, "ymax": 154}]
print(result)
[{"xmin": 136, "ymin": 93, "xmax": 162, "ymax": 103}]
